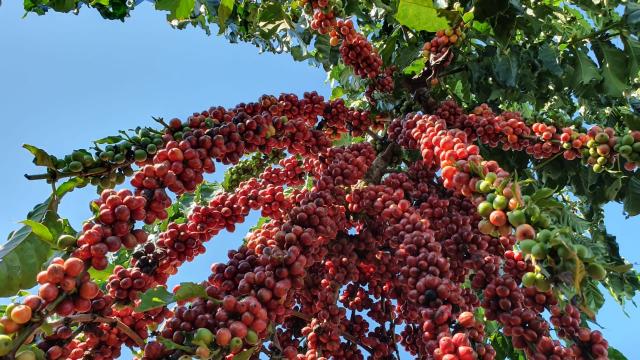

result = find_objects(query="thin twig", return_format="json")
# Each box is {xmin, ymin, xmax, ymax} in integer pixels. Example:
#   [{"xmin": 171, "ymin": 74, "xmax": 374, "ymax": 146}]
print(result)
[
  {"xmin": 5, "ymin": 311, "xmax": 145, "ymax": 360},
  {"xmin": 24, "ymin": 159, "xmax": 135, "ymax": 182},
  {"xmin": 47, "ymin": 314, "xmax": 145, "ymax": 347},
  {"xmin": 152, "ymin": 116, "xmax": 170, "ymax": 129},
  {"xmin": 438, "ymin": 64, "xmax": 467, "ymax": 78},
  {"xmin": 533, "ymin": 152, "xmax": 562, "ymax": 170},
  {"xmin": 7, "ymin": 295, "xmax": 67, "ymax": 359}
]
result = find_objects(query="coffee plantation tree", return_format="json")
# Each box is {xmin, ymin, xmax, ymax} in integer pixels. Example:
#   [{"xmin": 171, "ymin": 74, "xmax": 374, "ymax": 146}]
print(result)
[{"xmin": 1, "ymin": 0, "xmax": 640, "ymax": 359}]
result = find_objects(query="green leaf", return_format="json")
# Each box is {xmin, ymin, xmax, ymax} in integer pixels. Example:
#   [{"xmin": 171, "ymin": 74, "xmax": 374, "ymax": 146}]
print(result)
[
  {"xmin": 331, "ymin": 86, "xmax": 344, "ymax": 99},
  {"xmin": 218, "ymin": 0, "xmax": 234, "ymax": 31},
  {"xmin": 233, "ymin": 346, "xmax": 257, "ymax": 360},
  {"xmin": 157, "ymin": 337, "xmax": 194, "ymax": 352},
  {"xmin": 39, "ymin": 322, "xmax": 55, "ymax": 336},
  {"xmin": 531, "ymin": 187, "xmax": 555, "ymax": 201},
  {"xmin": 581, "ymin": 280, "xmax": 605, "ymax": 315},
  {"xmin": 597, "ymin": 42, "xmax": 630, "ymax": 97},
  {"xmin": 605, "ymin": 177, "xmax": 623, "ymax": 201},
  {"xmin": 573, "ymin": 48, "xmax": 602, "ymax": 85},
  {"xmin": 624, "ymin": 3, "xmax": 640, "ymax": 33},
  {"xmin": 174, "ymin": 282, "xmax": 207, "ymax": 301},
  {"xmin": 16, "ymin": 344, "xmax": 46, "ymax": 360},
  {"xmin": 291, "ymin": 45, "xmax": 311, "ymax": 62},
  {"xmin": 490, "ymin": 332, "xmax": 525, "ymax": 360},
  {"xmin": 333, "ymin": 133, "xmax": 354, "ymax": 147},
  {"xmin": 88, "ymin": 264, "xmax": 115, "ymax": 285},
  {"xmin": 20, "ymin": 220, "xmax": 53, "ymax": 243},
  {"xmin": 538, "ymin": 43, "xmax": 563, "ymax": 76},
  {"xmin": 462, "ymin": 10, "xmax": 474, "ymax": 23},
  {"xmin": 608, "ymin": 346, "xmax": 629, "ymax": 360},
  {"xmin": 395, "ymin": 0, "xmax": 450, "ymax": 32},
  {"xmin": 623, "ymin": 176, "xmax": 640, "ymax": 216},
  {"xmin": 403, "ymin": 58, "xmax": 426, "ymax": 76},
  {"xmin": 196, "ymin": 181, "xmax": 222, "ymax": 202},
  {"xmin": 56, "ymin": 177, "xmax": 86, "ymax": 198},
  {"xmin": 23, "ymin": 144, "xmax": 55, "ymax": 169},
  {"xmin": 155, "ymin": 0, "xmax": 195, "ymax": 20},
  {"xmin": 94, "ymin": 135, "xmax": 124, "ymax": 144},
  {"xmin": 610, "ymin": 263, "xmax": 633, "ymax": 273},
  {"xmin": 622, "ymin": 36, "xmax": 640, "ymax": 81},
  {"xmin": 0, "ymin": 199, "xmax": 55, "ymax": 296},
  {"xmin": 135, "ymin": 286, "xmax": 175, "ymax": 312},
  {"xmin": 49, "ymin": 0, "xmax": 77, "ymax": 12},
  {"xmin": 492, "ymin": 53, "xmax": 518, "ymax": 87},
  {"xmin": 42, "ymin": 211, "xmax": 76, "ymax": 242},
  {"xmin": 472, "ymin": 20, "xmax": 492, "ymax": 34},
  {"xmin": 249, "ymin": 217, "xmax": 271, "ymax": 232},
  {"xmin": 0, "ymin": 230, "xmax": 52, "ymax": 296}
]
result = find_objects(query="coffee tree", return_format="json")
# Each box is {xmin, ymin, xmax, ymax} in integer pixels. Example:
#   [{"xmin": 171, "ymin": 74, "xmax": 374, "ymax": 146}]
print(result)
[{"xmin": 1, "ymin": 0, "xmax": 640, "ymax": 359}]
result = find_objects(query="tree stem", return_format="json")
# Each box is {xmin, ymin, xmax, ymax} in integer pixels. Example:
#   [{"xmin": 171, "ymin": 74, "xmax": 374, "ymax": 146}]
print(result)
[{"xmin": 365, "ymin": 142, "xmax": 401, "ymax": 184}]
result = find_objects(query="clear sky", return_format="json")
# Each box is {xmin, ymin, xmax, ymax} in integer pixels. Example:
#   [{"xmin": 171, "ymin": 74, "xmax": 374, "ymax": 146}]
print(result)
[{"xmin": 0, "ymin": 1, "xmax": 638, "ymax": 358}]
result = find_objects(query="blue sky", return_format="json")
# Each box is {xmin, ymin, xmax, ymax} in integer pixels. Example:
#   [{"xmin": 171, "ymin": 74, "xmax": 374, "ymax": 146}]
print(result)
[{"xmin": 0, "ymin": 1, "xmax": 639, "ymax": 358}]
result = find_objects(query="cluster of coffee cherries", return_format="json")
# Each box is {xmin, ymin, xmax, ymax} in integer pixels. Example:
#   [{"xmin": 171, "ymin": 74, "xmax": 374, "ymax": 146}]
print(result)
[
  {"xmin": 305, "ymin": 5, "xmax": 395, "ymax": 100},
  {"xmin": 583, "ymin": 126, "xmax": 626, "ymax": 173},
  {"xmin": 436, "ymin": 101, "xmax": 536, "ymax": 153},
  {"xmin": 422, "ymin": 24, "xmax": 466, "ymax": 85},
  {"xmin": 259, "ymin": 156, "xmax": 305, "ymax": 187},
  {"xmin": 519, "ymin": 227, "xmax": 607, "ymax": 290},
  {"xmin": 0, "ymin": 257, "xmax": 100, "ymax": 359},
  {"xmin": 391, "ymin": 103, "xmax": 613, "ymax": 360},
  {"xmin": 160, "ymin": 294, "xmax": 266, "ymax": 357},
  {"xmin": 125, "ymin": 91, "xmax": 341, "ymax": 231},
  {"xmin": 558, "ymin": 126, "xmax": 591, "ymax": 160},
  {"xmin": 222, "ymin": 150, "xmax": 285, "ymax": 191},
  {"xmin": 549, "ymin": 304, "xmax": 609, "ymax": 359},
  {"xmin": 7, "ymin": 91, "xmax": 629, "ymax": 360},
  {"xmin": 72, "ymin": 189, "xmax": 149, "ymax": 270},
  {"xmin": 310, "ymin": 8, "xmax": 336, "ymax": 35},
  {"xmin": 1, "ymin": 296, "xmax": 43, "ymax": 337},
  {"xmin": 106, "ymin": 265, "xmax": 155, "ymax": 304},
  {"xmin": 434, "ymin": 100, "xmax": 639, "ymax": 175},
  {"xmin": 422, "ymin": 25, "xmax": 465, "ymax": 62},
  {"xmin": 36, "ymin": 258, "xmax": 100, "ymax": 316},
  {"xmin": 47, "ymin": 127, "xmax": 163, "ymax": 192},
  {"xmin": 322, "ymin": 99, "xmax": 374, "ymax": 138}
]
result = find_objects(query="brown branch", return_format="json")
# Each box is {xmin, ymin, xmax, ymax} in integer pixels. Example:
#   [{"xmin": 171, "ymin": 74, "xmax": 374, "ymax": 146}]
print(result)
[
  {"xmin": 399, "ymin": 70, "xmax": 436, "ymax": 113},
  {"xmin": 364, "ymin": 142, "xmax": 401, "ymax": 184},
  {"xmin": 5, "ymin": 295, "xmax": 67, "ymax": 359},
  {"xmin": 3, "ymin": 312, "xmax": 144, "ymax": 360},
  {"xmin": 151, "ymin": 116, "xmax": 170, "ymax": 129},
  {"xmin": 48, "ymin": 314, "xmax": 145, "ymax": 347},
  {"xmin": 288, "ymin": 310, "xmax": 375, "ymax": 355},
  {"xmin": 438, "ymin": 64, "xmax": 467, "ymax": 78},
  {"xmin": 24, "ymin": 158, "xmax": 136, "ymax": 182},
  {"xmin": 365, "ymin": 129, "xmax": 383, "ymax": 142}
]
